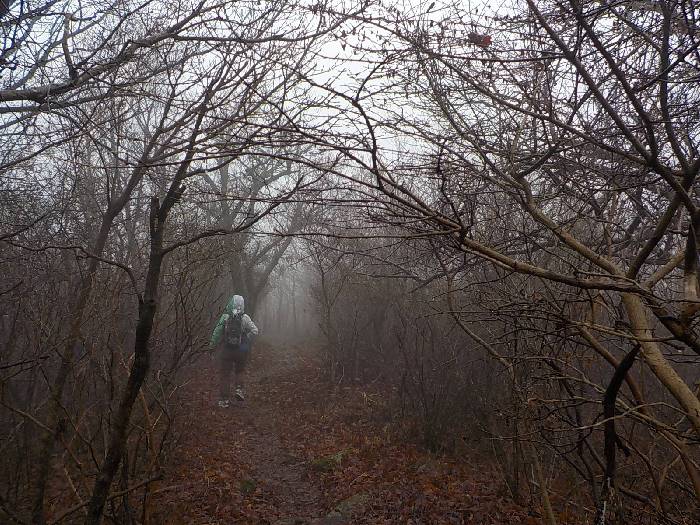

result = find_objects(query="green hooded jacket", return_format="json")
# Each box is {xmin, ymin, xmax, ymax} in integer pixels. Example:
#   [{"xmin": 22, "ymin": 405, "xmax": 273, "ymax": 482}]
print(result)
[{"xmin": 210, "ymin": 295, "xmax": 259, "ymax": 346}]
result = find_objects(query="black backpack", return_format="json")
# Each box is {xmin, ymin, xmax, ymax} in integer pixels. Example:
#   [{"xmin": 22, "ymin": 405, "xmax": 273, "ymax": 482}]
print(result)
[{"xmin": 223, "ymin": 312, "xmax": 243, "ymax": 347}]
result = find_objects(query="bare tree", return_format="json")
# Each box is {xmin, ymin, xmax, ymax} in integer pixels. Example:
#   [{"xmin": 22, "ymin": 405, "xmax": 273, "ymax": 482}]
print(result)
[
  {"xmin": 1, "ymin": 0, "xmax": 364, "ymax": 522},
  {"xmin": 290, "ymin": 0, "xmax": 700, "ymax": 521}
]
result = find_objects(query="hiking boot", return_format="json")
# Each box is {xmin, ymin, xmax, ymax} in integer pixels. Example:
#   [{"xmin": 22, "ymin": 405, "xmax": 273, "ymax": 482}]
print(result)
[
  {"xmin": 234, "ymin": 388, "xmax": 245, "ymax": 401},
  {"xmin": 217, "ymin": 399, "xmax": 230, "ymax": 408}
]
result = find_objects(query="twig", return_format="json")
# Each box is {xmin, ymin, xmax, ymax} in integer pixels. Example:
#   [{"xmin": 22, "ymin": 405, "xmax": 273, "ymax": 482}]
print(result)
[{"xmin": 49, "ymin": 474, "xmax": 162, "ymax": 524}]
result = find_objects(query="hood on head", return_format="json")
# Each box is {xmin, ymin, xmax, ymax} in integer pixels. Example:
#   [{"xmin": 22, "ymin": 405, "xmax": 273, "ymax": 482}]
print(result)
[{"xmin": 226, "ymin": 294, "xmax": 245, "ymax": 315}]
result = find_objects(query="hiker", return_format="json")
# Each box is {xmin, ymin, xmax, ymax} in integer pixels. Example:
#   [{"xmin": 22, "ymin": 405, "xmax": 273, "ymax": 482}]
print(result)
[{"xmin": 210, "ymin": 294, "xmax": 258, "ymax": 408}]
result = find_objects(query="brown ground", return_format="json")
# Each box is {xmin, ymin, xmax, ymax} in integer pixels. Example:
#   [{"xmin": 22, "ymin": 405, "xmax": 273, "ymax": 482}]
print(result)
[{"xmin": 150, "ymin": 342, "xmax": 535, "ymax": 524}]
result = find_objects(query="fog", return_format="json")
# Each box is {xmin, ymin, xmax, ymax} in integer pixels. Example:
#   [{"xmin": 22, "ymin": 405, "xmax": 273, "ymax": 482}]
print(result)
[{"xmin": 2, "ymin": 0, "xmax": 700, "ymax": 523}]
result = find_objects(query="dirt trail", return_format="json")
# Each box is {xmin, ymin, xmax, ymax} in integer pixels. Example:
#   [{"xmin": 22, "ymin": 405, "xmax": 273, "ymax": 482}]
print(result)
[
  {"xmin": 151, "ymin": 343, "xmax": 532, "ymax": 524},
  {"xmin": 151, "ymin": 344, "xmax": 331, "ymax": 524}
]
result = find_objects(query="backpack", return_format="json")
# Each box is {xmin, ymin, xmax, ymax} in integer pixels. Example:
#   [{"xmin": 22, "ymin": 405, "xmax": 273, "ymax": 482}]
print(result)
[{"xmin": 223, "ymin": 312, "xmax": 243, "ymax": 347}]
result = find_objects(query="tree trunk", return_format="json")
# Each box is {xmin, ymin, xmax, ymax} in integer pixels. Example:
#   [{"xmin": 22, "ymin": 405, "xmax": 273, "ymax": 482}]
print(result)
[
  {"xmin": 622, "ymin": 293, "xmax": 700, "ymax": 437},
  {"xmin": 84, "ymin": 196, "xmax": 166, "ymax": 524},
  {"xmin": 32, "ymin": 217, "xmax": 114, "ymax": 524}
]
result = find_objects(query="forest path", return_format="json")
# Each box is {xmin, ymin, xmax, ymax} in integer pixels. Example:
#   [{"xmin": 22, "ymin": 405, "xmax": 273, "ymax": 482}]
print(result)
[
  {"xmin": 151, "ymin": 342, "xmax": 532, "ymax": 524},
  {"xmin": 151, "ymin": 342, "xmax": 333, "ymax": 524}
]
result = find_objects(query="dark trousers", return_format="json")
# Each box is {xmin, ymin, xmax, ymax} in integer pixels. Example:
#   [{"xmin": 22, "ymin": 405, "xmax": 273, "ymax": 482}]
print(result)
[{"xmin": 218, "ymin": 340, "xmax": 251, "ymax": 399}]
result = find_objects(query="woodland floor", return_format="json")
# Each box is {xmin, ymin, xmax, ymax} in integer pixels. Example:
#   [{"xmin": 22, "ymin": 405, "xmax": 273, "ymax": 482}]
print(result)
[{"xmin": 150, "ymin": 342, "xmax": 536, "ymax": 524}]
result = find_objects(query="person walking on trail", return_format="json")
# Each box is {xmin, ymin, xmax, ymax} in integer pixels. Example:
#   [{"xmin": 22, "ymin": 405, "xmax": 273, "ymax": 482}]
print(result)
[{"xmin": 210, "ymin": 294, "xmax": 258, "ymax": 408}]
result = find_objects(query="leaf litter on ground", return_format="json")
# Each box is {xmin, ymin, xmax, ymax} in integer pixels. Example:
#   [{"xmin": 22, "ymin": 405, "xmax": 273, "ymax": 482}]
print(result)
[{"xmin": 149, "ymin": 343, "xmax": 536, "ymax": 524}]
